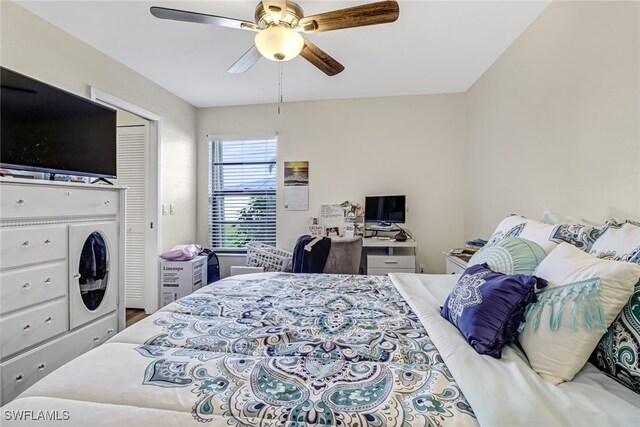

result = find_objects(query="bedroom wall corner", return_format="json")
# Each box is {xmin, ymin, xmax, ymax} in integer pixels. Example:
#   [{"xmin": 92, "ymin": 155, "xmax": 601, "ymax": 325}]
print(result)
[
  {"xmin": 0, "ymin": 1, "xmax": 199, "ymax": 252},
  {"xmin": 463, "ymin": 0, "xmax": 640, "ymax": 239}
]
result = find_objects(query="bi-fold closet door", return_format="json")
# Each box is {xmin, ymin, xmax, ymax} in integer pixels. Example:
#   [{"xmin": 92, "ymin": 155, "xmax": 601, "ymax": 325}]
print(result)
[{"xmin": 68, "ymin": 222, "xmax": 118, "ymax": 330}]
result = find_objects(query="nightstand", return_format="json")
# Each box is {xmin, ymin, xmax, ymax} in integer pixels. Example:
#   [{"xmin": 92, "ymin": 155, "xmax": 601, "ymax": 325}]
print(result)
[{"xmin": 444, "ymin": 253, "xmax": 470, "ymax": 274}]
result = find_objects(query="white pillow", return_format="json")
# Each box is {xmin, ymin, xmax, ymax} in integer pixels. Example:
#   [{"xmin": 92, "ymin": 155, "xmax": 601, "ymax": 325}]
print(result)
[
  {"xmin": 541, "ymin": 208, "xmax": 600, "ymax": 228},
  {"xmin": 488, "ymin": 215, "xmax": 595, "ymax": 254},
  {"xmin": 590, "ymin": 218, "xmax": 640, "ymax": 263},
  {"xmin": 518, "ymin": 243, "xmax": 640, "ymax": 384}
]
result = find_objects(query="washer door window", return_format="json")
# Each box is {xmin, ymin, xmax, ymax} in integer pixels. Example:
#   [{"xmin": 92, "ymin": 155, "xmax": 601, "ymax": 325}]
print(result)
[
  {"xmin": 70, "ymin": 222, "xmax": 118, "ymax": 329},
  {"xmin": 78, "ymin": 232, "xmax": 110, "ymax": 311}
]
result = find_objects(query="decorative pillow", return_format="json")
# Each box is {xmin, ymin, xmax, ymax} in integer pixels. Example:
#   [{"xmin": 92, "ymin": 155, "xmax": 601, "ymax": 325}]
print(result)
[
  {"xmin": 488, "ymin": 215, "xmax": 597, "ymax": 254},
  {"xmin": 518, "ymin": 243, "xmax": 640, "ymax": 384},
  {"xmin": 541, "ymin": 208, "xmax": 600, "ymax": 227},
  {"xmin": 588, "ymin": 218, "xmax": 640, "ymax": 393},
  {"xmin": 441, "ymin": 263, "xmax": 547, "ymax": 359},
  {"xmin": 468, "ymin": 237, "xmax": 547, "ymax": 275},
  {"xmin": 590, "ymin": 281, "xmax": 640, "ymax": 393},
  {"xmin": 590, "ymin": 218, "xmax": 640, "ymax": 263}
]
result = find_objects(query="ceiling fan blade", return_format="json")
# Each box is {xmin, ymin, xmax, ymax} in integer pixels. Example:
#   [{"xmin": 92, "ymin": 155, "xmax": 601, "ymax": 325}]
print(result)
[
  {"xmin": 298, "ymin": 1, "xmax": 399, "ymax": 33},
  {"xmin": 299, "ymin": 39, "xmax": 344, "ymax": 76},
  {"xmin": 262, "ymin": 1, "xmax": 288, "ymax": 23},
  {"xmin": 150, "ymin": 6, "xmax": 259, "ymax": 32},
  {"xmin": 227, "ymin": 45, "xmax": 262, "ymax": 74}
]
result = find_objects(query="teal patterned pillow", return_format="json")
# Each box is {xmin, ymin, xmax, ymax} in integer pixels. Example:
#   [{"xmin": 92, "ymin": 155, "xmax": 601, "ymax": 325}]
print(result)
[
  {"xmin": 468, "ymin": 237, "xmax": 547, "ymax": 275},
  {"xmin": 487, "ymin": 215, "xmax": 597, "ymax": 254},
  {"xmin": 589, "ymin": 218, "xmax": 640, "ymax": 393},
  {"xmin": 590, "ymin": 281, "xmax": 640, "ymax": 393}
]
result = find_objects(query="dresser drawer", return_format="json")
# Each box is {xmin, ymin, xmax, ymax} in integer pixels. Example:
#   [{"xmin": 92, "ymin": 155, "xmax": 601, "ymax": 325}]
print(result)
[
  {"xmin": 0, "ymin": 225, "xmax": 67, "ymax": 270},
  {"xmin": 1, "ymin": 298, "xmax": 68, "ymax": 360},
  {"xmin": 0, "ymin": 262, "xmax": 67, "ymax": 314},
  {"xmin": 0, "ymin": 313, "xmax": 117, "ymax": 405},
  {"xmin": 367, "ymin": 255, "xmax": 415, "ymax": 269},
  {"xmin": 0, "ymin": 184, "xmax": 117, "ymax": 219}
]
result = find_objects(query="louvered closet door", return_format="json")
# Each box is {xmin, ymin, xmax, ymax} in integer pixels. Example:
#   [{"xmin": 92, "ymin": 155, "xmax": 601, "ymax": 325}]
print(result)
[{"xmin": 117, "ymin": 124, "xmax": 148, "ymax": 309}]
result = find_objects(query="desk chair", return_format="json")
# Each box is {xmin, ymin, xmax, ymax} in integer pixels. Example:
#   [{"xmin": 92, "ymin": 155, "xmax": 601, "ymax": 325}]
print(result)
[{"xmin": 323, "ymin": 236, "xmax": 363, "ymax": 274}]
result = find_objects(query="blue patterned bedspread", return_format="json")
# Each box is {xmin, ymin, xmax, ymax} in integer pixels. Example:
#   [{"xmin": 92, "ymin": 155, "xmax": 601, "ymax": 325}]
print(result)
[{"xmin": 136, "ymin": 273, "xmax": 477, "ymax": 426}]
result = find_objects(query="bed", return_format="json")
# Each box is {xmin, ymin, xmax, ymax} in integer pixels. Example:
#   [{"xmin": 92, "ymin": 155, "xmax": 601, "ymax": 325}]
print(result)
[{"xmin": 3, "ymin": 272, "xmax": 640, "ymax": 426}]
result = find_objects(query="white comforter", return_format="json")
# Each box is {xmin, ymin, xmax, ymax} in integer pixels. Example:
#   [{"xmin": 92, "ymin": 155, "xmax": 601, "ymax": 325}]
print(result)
[
  {"xmin": 390, "ymin": 273, "xmax": 640, "ymax": 427},
  {"xmin": 3, "ymin": 273, "xmax": 639, "ymax": 426}
]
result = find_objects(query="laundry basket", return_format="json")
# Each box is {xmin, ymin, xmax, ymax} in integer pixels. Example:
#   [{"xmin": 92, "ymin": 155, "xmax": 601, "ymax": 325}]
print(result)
[{"xmin": 246, "ymin": 242, "xmax": 293, "ymax": 272}]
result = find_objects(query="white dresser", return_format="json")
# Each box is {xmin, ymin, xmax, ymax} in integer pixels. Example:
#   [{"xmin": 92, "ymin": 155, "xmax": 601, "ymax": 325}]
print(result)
[
  {"xmin": 363, "ymin": 238, "xmax": 417, "ymax": 275},
  {"xmin": 0, "ymin": 178, "xmax": 125, "ymax": 405}
]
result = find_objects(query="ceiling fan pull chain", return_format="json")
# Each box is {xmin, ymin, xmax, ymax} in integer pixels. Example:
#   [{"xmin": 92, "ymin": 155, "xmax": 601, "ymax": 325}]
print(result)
[{"xmin": 277, "ymin": 62, "xmax": 283, "ymax": 115}]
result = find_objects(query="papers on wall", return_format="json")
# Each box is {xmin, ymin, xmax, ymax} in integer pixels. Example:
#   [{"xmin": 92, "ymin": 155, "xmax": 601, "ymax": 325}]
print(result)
[
  {"xmin": 283, "ymin": 161, "xmax": 309, "ymax": 210},
  {"xmin": 284, "ymin": 186, "xmax": 308, "ymax": 210},
  {"xmin": 320, "ymin": 204, "xmax": 344, "ymax": 229},
  {"xmin": 308, "ymin": 219, "xmax": 324, "ymax": 237},
  {"xmin": 343, "ymin": 223, "xmax": 355, "ymax": 238},
  {"xmin": 318, "ymin": 202, "xmax": 365, "ymax": 237}
]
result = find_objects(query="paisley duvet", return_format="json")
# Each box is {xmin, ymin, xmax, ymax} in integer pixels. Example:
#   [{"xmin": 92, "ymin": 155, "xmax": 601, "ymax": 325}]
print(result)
[
  {"xmin": 134, "ymin": 273, "xmax": 477, "ymax": 426},
  {"xmin": 5, "ymin": 273, "xmax": 640, "ymax": 426}
]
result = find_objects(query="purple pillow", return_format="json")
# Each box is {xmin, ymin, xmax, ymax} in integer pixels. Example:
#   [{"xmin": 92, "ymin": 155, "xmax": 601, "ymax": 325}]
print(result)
[{"xmin": 441, "ymin": 263, "xmax": 547, "ymax": 358}]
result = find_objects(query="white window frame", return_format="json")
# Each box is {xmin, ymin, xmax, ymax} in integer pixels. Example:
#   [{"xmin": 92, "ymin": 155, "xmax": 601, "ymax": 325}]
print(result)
[{"xmin": 208, "ymin": 136, "xmax": 277, "ymax": 252}]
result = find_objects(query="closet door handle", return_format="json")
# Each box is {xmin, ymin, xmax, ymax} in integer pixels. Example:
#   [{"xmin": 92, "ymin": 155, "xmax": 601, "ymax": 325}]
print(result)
[{"xmin": 73, "ymin": 273, "xmax": 81, "ymax": 280}]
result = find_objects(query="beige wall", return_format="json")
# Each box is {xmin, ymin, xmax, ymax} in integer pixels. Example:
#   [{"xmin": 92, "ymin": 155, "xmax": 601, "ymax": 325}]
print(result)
[
  {"xmin": 464, "ymin": 0, "xmax": 640, "ymax": 238},
  {"xmin": 1, "ymin": 1, "xmax": 198, "ymax": 251},
  {"xmin": 197, "ymin": 95, "xmax": 467, "ymax": 273}
]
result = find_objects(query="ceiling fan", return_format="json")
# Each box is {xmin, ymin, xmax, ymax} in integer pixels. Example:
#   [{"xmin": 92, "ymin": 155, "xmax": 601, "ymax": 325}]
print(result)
[{"xmin": 150, "ymin": 1, "xmax": 400, "ymax": 76}]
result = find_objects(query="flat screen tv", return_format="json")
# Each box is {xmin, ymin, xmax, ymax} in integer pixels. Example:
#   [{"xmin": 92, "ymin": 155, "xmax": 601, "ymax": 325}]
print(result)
[
  {"xmin": 1, "ymin": 67, "xmax": 117, "ymax": 178},
  {"xmin": 365, "ymin": 195, "xmax": 406, "ymax": 224}
]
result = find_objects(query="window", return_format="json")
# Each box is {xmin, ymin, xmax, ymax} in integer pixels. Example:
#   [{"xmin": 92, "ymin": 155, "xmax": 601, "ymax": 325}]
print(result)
[{"xmin": 208, "ymin": 137, "xmax": 277, "ymax": 251}]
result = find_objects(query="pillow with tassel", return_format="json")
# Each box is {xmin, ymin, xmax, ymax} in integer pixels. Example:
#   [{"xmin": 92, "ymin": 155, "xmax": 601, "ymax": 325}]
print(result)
[{"xmin": 518, "ymin": 243, "xmax": 640, "ymax": 384}]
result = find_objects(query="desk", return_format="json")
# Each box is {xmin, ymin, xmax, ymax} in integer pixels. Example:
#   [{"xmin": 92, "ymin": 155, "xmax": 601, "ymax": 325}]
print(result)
[
  {"xmin": 362, "ymin": 238, "xmax": 417, "ymax": 275},
  {"xmin": 362, "ymin": 238, "xmax": 417, "ymax": 255}
]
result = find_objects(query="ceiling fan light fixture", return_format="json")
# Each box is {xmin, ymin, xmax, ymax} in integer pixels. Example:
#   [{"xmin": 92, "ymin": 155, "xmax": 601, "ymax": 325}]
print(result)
[{"xmin": 254, "ymin": 26, "xmax": 304, "ymax": 61}]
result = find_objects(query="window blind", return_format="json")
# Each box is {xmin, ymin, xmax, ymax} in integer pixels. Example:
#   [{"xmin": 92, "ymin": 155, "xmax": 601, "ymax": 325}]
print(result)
[{"xmin": 208, "ymin": 138, "xmax": 277, "ymax": 251}]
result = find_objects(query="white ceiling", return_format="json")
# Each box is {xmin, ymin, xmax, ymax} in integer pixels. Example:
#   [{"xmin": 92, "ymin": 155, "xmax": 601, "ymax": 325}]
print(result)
[{"xmin": 15, "ymin": 1, "xmax": 550, "ymax": 108}]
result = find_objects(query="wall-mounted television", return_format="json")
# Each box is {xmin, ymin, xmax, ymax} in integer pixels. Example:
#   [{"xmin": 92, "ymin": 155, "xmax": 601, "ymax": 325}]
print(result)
[
  {"xmin": 365, "ymin": 195, "xmax": 406, "ymax": 224},
  {"xmin": 0, "ymin": 67, "xmax": 117, "ymax": 178}
]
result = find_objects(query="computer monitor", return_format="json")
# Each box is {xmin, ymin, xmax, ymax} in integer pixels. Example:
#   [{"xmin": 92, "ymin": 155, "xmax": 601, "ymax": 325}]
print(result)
[{"xmin": 365, "ymin": 195, "xmax": 406, "ymax": 224}]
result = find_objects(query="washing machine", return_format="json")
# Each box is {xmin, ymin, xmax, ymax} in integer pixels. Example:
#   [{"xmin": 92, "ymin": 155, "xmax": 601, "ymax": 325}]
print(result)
[{"xmin": 69, "ymin": 222, "xmax": 118, "ymax": 329}]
